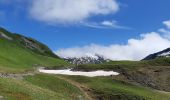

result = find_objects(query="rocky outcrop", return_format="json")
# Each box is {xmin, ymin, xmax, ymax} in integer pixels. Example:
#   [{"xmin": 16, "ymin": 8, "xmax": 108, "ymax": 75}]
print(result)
[{"xmin": 120, "ymin": 66, "xmax": 170, "ymax": 92}]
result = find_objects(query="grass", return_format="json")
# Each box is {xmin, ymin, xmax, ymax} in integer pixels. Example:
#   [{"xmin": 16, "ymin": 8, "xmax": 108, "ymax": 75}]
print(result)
[
  {"xmin": 0, "ymin": 28, "xmax": 71, "ymax": 73},
  {"xmin": 75, "ymin": 57, "xmax": 170, "ymax": 71},
  {"xmin": 24, "ymin": 74, "xmax": 86, "ymax": 100},
  {"xmin": 0, "ymin": 38, "xmax": 70, "ymax": 73},
  {"xmin": 1, "ymin": 74, "xmax": 170, "ymax": 100},
  {"xmin": 0, "ymin": 78, "xmax": 63, "ymax": 100},
  {"xmin": 1, "ymin": 27, "xmax": 170, "ymax": 100},
  {"xmin": 74, "ymin": 58, "xmax": 170, "ymax": 93},
  {"xmin": 0, "ymin": 74, "xmax": 87, "ymax": 100},
  {"xmin": 64, "ymin": 75, "xmax": 170, "ymax": 100},
  {"xmin": 0, "ymin": 27, "xmax": 59, "ymax": 58}
]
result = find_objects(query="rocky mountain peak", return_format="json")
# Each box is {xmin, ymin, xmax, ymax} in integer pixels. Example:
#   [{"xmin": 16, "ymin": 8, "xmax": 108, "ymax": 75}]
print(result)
[
  {"xmin": 64, "ymin": 54, "xmax": 109, "ymax": 65},
  {"xmin": 142, "ymin": 48, "xmax": 170, "ymax": 60}
]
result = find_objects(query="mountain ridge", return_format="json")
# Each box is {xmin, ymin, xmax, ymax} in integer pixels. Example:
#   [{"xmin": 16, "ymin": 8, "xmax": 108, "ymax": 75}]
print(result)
[
  {"xmin": 0, "ymin": 27, "xmax": 59, "ymax": 58},
  {"xmin": 0, "ymin": 27, "xmax": 68, "ymax": 73},
  {"xmin": 142, "ymin": 48, "xmax": 170, "ymax": 60},
  {"xmin": 64, "ymin": 54, "xmax": 108, "ymax": 65}
]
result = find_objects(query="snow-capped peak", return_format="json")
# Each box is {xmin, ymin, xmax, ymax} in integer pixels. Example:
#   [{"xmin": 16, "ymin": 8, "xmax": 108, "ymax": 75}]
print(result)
[
  {"xmin": 63, "ymin": 54, "xmax": 108, "ymax": 65},
  {"xmin": 143, "ymin": 48, "xmax": 170, "ymax": 60},
  {"xmin": 158, "ymin": 51, "xmax": 170, "ymax": 57}
]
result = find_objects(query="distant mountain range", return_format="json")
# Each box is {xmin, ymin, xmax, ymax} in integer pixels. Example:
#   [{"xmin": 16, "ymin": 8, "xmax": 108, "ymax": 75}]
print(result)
[
  {"xmin": 65, "ymin": 48, "xmax": 170, "ymax": 64},
  {"xmin": 1, "ymin": 27, "xmax": 170, "ymax": 100},
  {"xmin": 143, "ymin": 48, "xmax": 170, "ymax": 60},
  {"xmin": 64, "ymin": 54, "xmax": 109, "ymax": 65}
]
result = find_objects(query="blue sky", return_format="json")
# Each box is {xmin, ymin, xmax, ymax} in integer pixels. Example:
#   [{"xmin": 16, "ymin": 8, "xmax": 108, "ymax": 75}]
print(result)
[{"xmin": 0, "ymin": 0, "xmax": 170, "ymax": 60}]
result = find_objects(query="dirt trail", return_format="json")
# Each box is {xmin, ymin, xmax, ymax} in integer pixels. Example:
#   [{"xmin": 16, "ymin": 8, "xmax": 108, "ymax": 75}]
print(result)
[
  {"xmin": 0, "ymin": 71, "xmax": 93, "ymax": 100},
  {"xmin": 57, "ymin": 76, "xmax": 93, "ymax": 100},
  {"xmin": 0, "ymin": 73, "xmax": 34, "ymax": 79}
]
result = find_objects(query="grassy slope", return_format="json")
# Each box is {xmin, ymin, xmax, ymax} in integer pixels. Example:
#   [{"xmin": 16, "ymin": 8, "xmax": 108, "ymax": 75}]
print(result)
[
  {"xmin": 75, "ymin": 57, "xmax": 170, "ymax": 71},
  {"xmin": 0, "ymin": 32, "xmax": 70, "ymax": 73},
  {"xmin": 73, "ymin": 57, "xmax": 170, "ymax": 97},
  {"xmin": 0, "ymin": 28, "xmax": 85, "ymax": 100},
  {"xmin": 0, "ymin": 74, "xmax": 86, "ymax": 100},
  {"xmin": 0, "ymin": 28, "xmax": 59, "ymax": 58},
  {"xmin": 1, "ymin": 27, "xmax": 170, "ymax": 100},
  {"xmin": 64, "ymin": 75, "xmax": 170, "ymax": 100}
]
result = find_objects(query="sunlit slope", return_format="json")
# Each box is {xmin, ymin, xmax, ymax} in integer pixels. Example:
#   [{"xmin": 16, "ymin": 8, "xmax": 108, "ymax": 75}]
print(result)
[
  {"xmin": 64, "ymin": 75, "xmax": 170, "ymax": 100},
  {"xmin": 0, "ymin": 27, "xmax": 69, "ymax": 73},
  {"xmin": 0, "ymin": 74, "xmax": 87, "ymax": 100}
]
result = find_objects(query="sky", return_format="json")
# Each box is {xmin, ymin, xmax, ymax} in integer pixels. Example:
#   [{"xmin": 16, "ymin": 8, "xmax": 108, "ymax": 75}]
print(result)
[{"xmin": 0, "ymin": 0, "xmax": 170, "ymax": 60}]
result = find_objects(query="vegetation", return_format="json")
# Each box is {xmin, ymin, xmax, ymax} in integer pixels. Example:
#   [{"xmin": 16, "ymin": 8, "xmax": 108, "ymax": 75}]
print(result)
[
  {"xmin": 1, "ymin": 27, "xmax": 170, "ymax": 100},
  {"xmin": 64, "ymin": 75, "xmax": 170, "ymax": 100},
  {"xmin": 74, "ymin": 57, "xmax": 170, "ymax": 92},
  {"xmin": 0, "ymin": 28, "xmax": 70, "ymax": 73},
  {"xmin": 75, "ymin": 57, "xmax": 170, "ymax": 71},
  {"xmin": 0, "ymin": 74, "xmax": 86, "ymax": 100}
]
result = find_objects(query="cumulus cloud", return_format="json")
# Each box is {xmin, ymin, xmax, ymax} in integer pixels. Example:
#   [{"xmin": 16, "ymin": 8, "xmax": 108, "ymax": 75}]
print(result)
[
  {"xmin": 29, "ymin": 0, "xmax": 119, "ymax": 24},
  {"xmin": 159, "ymin": 20, "xmax": 170, "ymax": 40},
  {"xmin": 1, "ymin": 0, "xmax": 125, "ymax": 28},
  {"xmin": 163, "ymin": 20, "xmax": 170, "ymax": 29},
  {"xmin": 56, "ymin": 20, "xmax": 170, "ymax": 60}
]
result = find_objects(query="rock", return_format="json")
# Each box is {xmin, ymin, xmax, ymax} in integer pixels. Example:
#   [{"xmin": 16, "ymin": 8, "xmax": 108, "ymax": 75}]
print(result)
[{"xmin": 0, "ymin": 96, "xmax": 4, "ymax": 100}]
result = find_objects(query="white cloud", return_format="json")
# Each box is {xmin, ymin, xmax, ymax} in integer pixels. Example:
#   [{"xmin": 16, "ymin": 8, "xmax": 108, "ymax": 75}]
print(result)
[
  {"xmin": 29, "ymin": 0, "xmax": 119, "ymax": 24},
  {"xmin": 159, "ymin": 28, "xmax": 170, "ymax": 39},
  {"xmin": 101, "ymin": 20, "xmax": 130, "ymax": 29},
  {"xmin": 101, "ymin": 20, "xmax": 117, "ymax": 27},
  {"xmin": 159, "ymin": 20, "xmax": 170, "ymax": 40},
  {"xmin": 56, "ymin": 20, "xmax": 170, "ymax": 61},
  {"xmin": 163, "ymin": 20, "xmax": 170, "ymax": 29},
  {"xmin": 81, "ymin": 20, "xmax": 130, "ymax": 29}
]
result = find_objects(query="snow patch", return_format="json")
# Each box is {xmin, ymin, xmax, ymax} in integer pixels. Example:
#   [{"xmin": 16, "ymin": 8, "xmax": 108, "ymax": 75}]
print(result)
[
  {"xmin": 0, "ymin": 32, "xmax": 13, "ymax": 40},
  {"xmin": 39, "ymin": 69, "xmax": 119, "ymax": 77}
]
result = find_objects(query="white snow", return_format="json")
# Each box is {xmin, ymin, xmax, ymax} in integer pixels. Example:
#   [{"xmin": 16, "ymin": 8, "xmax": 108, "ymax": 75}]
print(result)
[
  {"xmin": 0, "ymin": 32, "xmax": 13, "ymax": 40},
  {"xmin": 39, "ymin": 69, "xmax": 119, "ymax": 77},
  {"xmin": 158, "ymin": 51, "xmax": 170, "ymax": 57}
]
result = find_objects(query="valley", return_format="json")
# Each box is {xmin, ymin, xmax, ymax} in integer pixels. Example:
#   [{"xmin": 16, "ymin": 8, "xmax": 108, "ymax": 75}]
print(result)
[{"xmin": 1, "ymin": 27, "xmax": 170, "ymax": 100}]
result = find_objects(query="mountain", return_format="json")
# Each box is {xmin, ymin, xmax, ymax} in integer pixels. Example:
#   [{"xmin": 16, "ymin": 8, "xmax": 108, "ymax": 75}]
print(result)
[
  {"xmin": 0, "ymin": 27, "xmax": 68, "ymax": 73},
  {"xmin": 64, "ymin": 54, "xmax": 108, "ymax": 65},
  {"xmin": 0, "ymin": 27, "xmax": 59, "ymax": 58},
  {"xmin": 142, "ymin": 48, "xmax": 170, "ymax": 60},
  {"xmin": 1, "ymin": 27, "xmax": 170, "ymax": 100}
]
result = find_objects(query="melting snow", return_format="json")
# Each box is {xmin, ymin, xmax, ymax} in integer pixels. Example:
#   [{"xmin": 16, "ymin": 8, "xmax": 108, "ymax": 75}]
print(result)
[{"xmin": 39, "ymin": 69, "xmax": 119, "ymax": 77}]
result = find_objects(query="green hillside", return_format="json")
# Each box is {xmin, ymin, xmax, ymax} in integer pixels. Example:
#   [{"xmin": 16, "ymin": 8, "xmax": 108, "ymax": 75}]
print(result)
[
  {"xmin": 0, "ymin": 74, "xmax": 87, "ymax": 100},
  {"xmin": 1, "ymin": 27, "xmax": 170, "ymax": 100},
  {"xmin": 0, "ymin": 28, "xmax": 69, "ymax": 73},
  {"xmin": 64, "ymin": 75, "xmax": 170, "ymax": 100}
]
